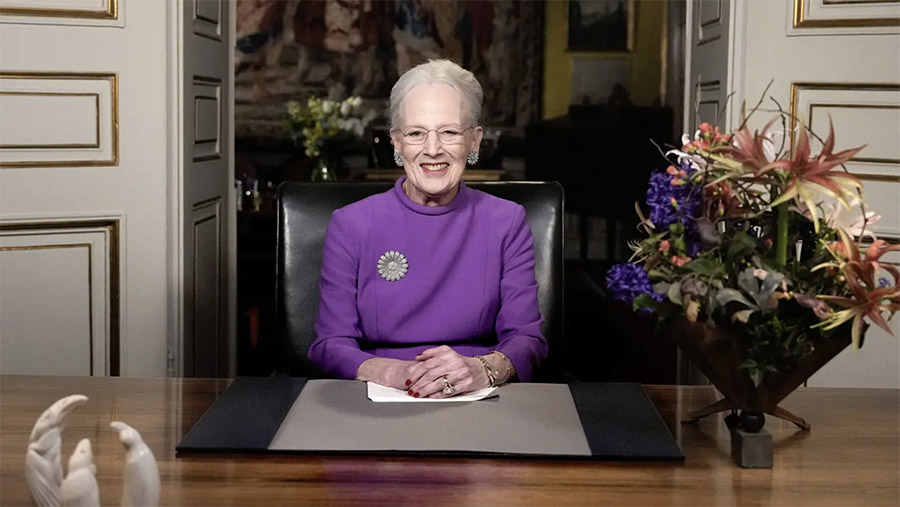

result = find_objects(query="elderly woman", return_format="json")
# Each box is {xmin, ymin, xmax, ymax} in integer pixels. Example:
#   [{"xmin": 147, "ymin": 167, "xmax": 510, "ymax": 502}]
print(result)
[{"xmin": 309, "ymin": 59, "xmax": 547, "ymax": 398}]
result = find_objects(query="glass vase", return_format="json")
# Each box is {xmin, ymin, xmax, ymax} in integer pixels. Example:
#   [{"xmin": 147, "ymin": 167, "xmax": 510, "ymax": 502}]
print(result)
[{"xmin": 310, "ymin": 156, "xmax": 338, "ymax": 182}]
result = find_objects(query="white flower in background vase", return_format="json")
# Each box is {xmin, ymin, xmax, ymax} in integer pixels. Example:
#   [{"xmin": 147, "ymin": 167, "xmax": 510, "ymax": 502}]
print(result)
[{"xmin": 825, "ymin": 197, "xmax": 881, "ymax": 240}]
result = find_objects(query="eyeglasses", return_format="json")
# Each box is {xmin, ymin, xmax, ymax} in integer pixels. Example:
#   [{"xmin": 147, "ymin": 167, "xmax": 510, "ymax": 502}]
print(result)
[{"xmin": 391, "ymin": 126, "xmax": 475, "ymax": 145}]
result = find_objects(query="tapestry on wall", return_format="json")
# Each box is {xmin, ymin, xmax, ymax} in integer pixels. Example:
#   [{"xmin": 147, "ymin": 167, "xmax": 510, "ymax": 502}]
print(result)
[{"xmin": 235, "ymin": 0, "xmax": 544, "ymax": 141}]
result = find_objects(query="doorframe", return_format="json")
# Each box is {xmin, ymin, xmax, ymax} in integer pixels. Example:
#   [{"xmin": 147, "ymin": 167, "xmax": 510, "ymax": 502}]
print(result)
[
  {"xmin": 682, "ymin": 0, "xmax": 749, "ymax": 133},
  {"xmin": 726, "ymin": 0, "xmax": 748, "ymax": 131},
  {"xmin": 166, "ymin": 0, "xmax": 185, "ymax": 377},
  {"xmin": 226, "ymin": 0, "xmax": 237, "ymax": 378}
]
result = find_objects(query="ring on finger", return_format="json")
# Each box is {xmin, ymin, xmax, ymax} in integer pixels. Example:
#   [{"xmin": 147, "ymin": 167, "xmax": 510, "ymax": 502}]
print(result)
[{"xmin": 441, "ymin": 376, "xmax": 455, "ymax": 395}]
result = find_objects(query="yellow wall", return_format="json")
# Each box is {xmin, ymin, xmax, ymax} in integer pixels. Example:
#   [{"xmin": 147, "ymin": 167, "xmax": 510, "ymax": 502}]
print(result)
[{"xmin": 543, "ymin": 0, "xmax": 666, "ymax": 120}]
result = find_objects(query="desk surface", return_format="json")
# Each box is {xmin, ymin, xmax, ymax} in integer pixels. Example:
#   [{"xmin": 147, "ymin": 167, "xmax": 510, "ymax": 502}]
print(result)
[{"xmin": 1, "ymin": 376, "xmax": 897, "ymax": 506}]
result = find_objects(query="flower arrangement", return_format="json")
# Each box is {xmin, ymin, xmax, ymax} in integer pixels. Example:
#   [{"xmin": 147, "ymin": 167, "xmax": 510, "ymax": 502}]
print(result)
[
  {"xmin": 607, "ymin": 108, "xmax": 899, "ymax": 386},
  {"xmin": 284, "ymin": 96, "xmax": 376, "ymax": 158}
]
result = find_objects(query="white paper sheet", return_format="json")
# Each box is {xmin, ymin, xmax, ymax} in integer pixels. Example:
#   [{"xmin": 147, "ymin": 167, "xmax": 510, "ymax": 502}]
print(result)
[{"xmin": 366, "ymin": 382, "xmax": 498, "ymax": 403}]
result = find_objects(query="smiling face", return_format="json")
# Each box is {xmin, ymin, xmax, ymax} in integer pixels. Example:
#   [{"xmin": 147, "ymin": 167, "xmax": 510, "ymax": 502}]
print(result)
[{"xmin": 392, "ymin": 83, "xmax": 483, "ymax": 206}]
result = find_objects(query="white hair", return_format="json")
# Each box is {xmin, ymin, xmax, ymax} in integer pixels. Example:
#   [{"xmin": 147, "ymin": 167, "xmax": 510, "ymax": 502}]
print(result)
[{"xmin": 389, "ymin": 59, "xmax": 483, "ymax": 129}]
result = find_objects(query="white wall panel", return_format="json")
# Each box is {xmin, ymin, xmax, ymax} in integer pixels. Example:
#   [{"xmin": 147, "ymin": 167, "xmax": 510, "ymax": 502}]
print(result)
[
  {"xmin": 0, "ymin": 73, "xmax": 117, "ymax": 167},
  {"xmin": 732, "ymin": 0, "xmax": 900, "ymax": 387},
  {"xmin": 0, "ymin": 219, "xmax": 118, "ymax": 375},
  {"xmin": 0, "ymin": 245, "xmax": 92, "ymax": 375},
  {"xmin": 0, "ymin": 93, "xmax": 99, "ymax": 147},
  {"xmin": 808, "ymin": 249, "xmax": 900, "ymax": 388},
  {"xmin": 687, "ymin": 0, "xmax": 899, "ymax": 387},
  {"xmin": 790, "ymin": 83, "xmax": 900, "ymax": 239},
  {"xmin": 814, "ymin": 106, "xmax": 900, "ymax": 162},
  {"xmin": 858, "ymin": 180, "xmax": 900, "ymax": 239}
]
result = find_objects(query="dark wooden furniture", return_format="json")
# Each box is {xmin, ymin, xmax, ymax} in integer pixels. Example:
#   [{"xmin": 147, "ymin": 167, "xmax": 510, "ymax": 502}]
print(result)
[
  {"xmin": 2, "ymin": 375, "xmax": 897, "ymax": 506},
  {"xmin": 526, "ymin": 106, "xmax": 674, "ymax": 263},
  {"xmin": 526, "ymin": 106, "xmax": 678, "ymax": 384}
]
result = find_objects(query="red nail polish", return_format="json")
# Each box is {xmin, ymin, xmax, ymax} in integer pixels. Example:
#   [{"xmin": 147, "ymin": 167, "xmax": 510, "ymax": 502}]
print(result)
[
  {"xmin": 407, "ymin": 389, "xmax": 413, "ymax": 395},
  {"xmin": 413, "ymin": 392, "xmax": 420, "ymax": 398},
  {"xmin": 405, "ymin": 379, "xmax": 411, "ymax": 386}
]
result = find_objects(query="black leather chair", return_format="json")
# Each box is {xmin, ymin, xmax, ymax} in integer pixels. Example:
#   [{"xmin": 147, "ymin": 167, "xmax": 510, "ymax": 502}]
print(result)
[{"xmin": 276, "ymin": 181, "xmax": 565, "ymax": 380}]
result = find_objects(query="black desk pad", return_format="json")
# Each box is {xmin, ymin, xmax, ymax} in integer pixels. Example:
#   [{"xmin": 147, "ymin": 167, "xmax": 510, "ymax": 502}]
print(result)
[
  {"xmin": 177, "ymin": 377, "xmax": 307, "ymax": 452},
  {"xmin": 177, "ymin": 378, "xmax": 683, "ymax": 461},
  {"xmin": 569, "ymin": 382, "xmax": 683, "ymax": 460}
]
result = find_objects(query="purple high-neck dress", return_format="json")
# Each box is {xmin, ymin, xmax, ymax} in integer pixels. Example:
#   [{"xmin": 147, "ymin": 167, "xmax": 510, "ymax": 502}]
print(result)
[{"xmin": 309, "ymin": 176, "xmax": 547, "ymax": 381}]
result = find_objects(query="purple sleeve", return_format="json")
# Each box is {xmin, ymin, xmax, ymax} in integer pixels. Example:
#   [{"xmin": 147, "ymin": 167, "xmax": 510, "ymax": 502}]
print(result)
[
  {"xmin": 494, "ymin": 205, "xmax": 548, "ymax": 382},
  {"xmin": 309, "ymin": 208, "xmax": 376, "ymax": 379}
]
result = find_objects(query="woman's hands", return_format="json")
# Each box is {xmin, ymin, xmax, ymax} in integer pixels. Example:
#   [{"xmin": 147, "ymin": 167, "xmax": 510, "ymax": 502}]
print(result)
[
  {"xmin": 357, "ymin": 347, "xmax": 501, "ymax": 398},
  {"xmin": 405, "ymin": 346, "xmax": 490, "ymax": 398},
  {"xmin": 355, "ymin": 357, "xmax": 417, "ymax": 390}
]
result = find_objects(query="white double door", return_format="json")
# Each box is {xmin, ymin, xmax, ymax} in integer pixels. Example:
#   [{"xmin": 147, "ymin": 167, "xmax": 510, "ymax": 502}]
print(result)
[
  {"xmin": 686, "ymin": 0, "xmax": 900, "ymax": 387},
  {"xmin": 0, "ymin": 0, "xmax": 235, "ymax": 378}
]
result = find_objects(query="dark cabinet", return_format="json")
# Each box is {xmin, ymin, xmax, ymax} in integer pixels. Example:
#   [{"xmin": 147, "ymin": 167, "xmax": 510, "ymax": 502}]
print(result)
[{"xmin": 527, "ymin": 106, "xmax": 678, "ymax": 384}]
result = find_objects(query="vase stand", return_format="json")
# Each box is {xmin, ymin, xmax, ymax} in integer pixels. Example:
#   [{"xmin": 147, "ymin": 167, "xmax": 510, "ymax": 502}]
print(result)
[
  {"xmin": 727, "ymin": 419, "xmax": 774, "ymax": 468},
  {"xmin": 682, "ymin": 398, "xmax": 811, "ymax": 430}
]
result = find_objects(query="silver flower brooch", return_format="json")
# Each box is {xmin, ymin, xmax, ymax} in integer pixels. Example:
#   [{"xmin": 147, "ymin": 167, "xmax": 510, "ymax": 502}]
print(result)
[{"xmin": 377, "ymin": 250, "xmax": 408, "ymax": 281}]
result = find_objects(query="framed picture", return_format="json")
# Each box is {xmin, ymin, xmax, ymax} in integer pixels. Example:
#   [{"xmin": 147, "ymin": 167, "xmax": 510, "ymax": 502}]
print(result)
[
  {"xmin": 567, "ymin": 0, "xmax": 635, "ymax": 52},
  {"xmin": 570, "ymin": 58, "xmax": 631, "ymax": 105}
]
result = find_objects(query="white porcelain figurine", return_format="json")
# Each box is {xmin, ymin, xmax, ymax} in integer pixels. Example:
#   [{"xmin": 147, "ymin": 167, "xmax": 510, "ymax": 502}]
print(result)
[
  {"xmin": 60, "ymin": 438, "xmax": 100, "ymax": 507},
  {"xmin": 110, "ymin": 421, "xmax": 160, "ymax": 507},
  {"xmin": 26, "ymin": 394, "xmax": 89, "ymax": 507}
]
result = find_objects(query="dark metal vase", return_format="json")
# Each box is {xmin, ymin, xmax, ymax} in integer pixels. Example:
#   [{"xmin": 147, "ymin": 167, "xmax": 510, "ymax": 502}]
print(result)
[{"xmin": 669, "ymin": 318, "xmax": 853, "ymax": 430}]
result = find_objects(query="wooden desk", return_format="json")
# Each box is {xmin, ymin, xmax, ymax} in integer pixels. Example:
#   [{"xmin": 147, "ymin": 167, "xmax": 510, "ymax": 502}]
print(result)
[{"xmin": 1, "ymin": 376, "xmax": 897, "ymax": 506}]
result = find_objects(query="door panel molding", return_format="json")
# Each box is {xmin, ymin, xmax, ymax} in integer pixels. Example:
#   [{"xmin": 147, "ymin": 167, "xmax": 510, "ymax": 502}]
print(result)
[
  {"xmin": 0, "ymin": 72, "xmax": 118, "ymax": 168},
  {"xmin": 789, "ymin": 82, "xmax": 900, "ymax": 177},
  {"xmin": 0, "ymin": 0, "xmax": 117, "ymax": 20},
  {"xmin": 793, "ymin": 0, "xmax": 900, "ymax": 28},
  {"xmin": 0, "ymin": 218, "xmax": 120, "ymax": 375}
]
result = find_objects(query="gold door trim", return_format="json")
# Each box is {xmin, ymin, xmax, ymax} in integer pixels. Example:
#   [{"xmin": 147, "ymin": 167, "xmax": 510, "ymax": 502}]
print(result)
[
  {"xmin": 793, "ymin": 0, "xmax": 900, "ymax": 28},
  {"xmin": 0, "ymin": 0, "xmax": 118, "ymax": 20}
]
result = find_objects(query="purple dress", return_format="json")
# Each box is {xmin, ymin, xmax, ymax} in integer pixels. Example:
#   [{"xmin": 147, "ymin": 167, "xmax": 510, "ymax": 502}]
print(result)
[{"xmin": 309, "ymin": 177, "xmax": 548, "ymax": 381}]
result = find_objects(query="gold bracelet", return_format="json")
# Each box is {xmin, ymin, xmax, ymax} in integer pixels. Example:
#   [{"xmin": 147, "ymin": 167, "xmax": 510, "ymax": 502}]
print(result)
[
  {"xmin": 491, "ymin": 351, "xmax": 515, "ymax": 382},
  {"xmin": 475, "ymin": 355, "xmax": 498, "ymax": 387}
]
